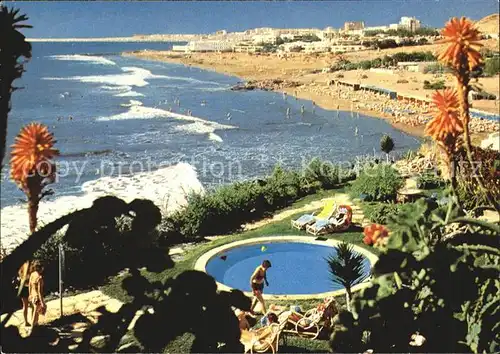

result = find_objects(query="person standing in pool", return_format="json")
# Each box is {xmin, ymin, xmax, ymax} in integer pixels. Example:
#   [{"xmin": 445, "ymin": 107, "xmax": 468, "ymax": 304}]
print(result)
[{"xmin": 250, "ymin": 260, "xmax": 271, "ymax": 314}]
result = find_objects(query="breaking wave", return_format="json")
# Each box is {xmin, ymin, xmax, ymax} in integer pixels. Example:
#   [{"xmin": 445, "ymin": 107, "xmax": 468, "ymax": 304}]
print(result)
[{"xmin": 47, "ymin": 54, "xmax": 116, "ymax": 66}]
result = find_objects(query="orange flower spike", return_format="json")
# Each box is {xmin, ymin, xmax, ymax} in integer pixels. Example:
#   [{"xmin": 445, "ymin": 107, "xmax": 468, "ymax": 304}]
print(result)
[
  {"xmin": 363, "ymin": 224, "xmax": 389, "ymax": 246},
  {"xmin": 438, "ymin": 17, "xmax": 483, "ymax": 71},
  {"xmin": 425, "ymin": 89, "xmax": 463, "ymax": 142},
  {"xmin": 10, "ymin": 123, "xmax": 59, "ymax": 187}
]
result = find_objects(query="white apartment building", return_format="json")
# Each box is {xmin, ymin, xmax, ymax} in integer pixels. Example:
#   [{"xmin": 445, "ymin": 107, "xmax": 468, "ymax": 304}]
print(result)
[
  {"xmin": 172, "ymin": 40, "xmax": 234, "ymax": 52},
  {"xmin": 303, "ymin": 41, "xmax": 332, "ymax": 53},
  {"xmin": 397, "ymin": 61, "xmax": 438, "ymax": 73},
  {"xmin": 364, "ymin": 25, "xmax": 390, "ymax": 33},
  {"xmin": 388, "ymin": 17, "xmax": 421, "ymax": 32},
  {"xmin": 252, "ymin": 34, "xmax": 278, "ymax": 44},
  {"xmin": 400, "ymin": 16, "xmax": 421, "ymax": 32},
  {"xmin": 319, "ymin": 27, "xmax": 341, "ymax": 41},
  {"xmin": 345, "ymin": 29, "xmax": 364, "ymax": 36},
  {"xmin": 331, "ymin": 44, "xmax": 365, "ymax": 53}
]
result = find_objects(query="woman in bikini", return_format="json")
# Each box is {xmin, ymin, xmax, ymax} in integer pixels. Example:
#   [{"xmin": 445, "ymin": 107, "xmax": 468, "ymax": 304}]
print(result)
[
  {"xmin": 17, "ymin": 262, "xmax": 32, "ymax": 326},
  {"xmin": 28, "ymin": 261, "xmax": 46, "ymax": 329},
  {"xmin": 250, "ymin": 260, "xmax": 271, "ymax": 314}
]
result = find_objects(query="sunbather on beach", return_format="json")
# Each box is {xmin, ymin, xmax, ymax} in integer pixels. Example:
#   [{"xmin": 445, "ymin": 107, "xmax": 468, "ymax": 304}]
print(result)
[{"xmin": 250, "ymin": 260, "xmax": 271, "ymax": 314}]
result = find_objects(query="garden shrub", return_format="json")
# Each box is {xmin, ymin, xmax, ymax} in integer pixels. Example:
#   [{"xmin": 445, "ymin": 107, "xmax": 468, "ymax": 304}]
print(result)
[
  {"xmin": 455, "ymin": 145, "xmax": 500, "ymax": 211},
  {"xmin": 483, "ymin": 57, "xmax": 500, "ymax": 77},
  {"xmin": 362, "ymin": 202, "xmax": 417, "ymax": 224},
  {"xmin": 27, "ymin": 197, "xmax": 163, "ymax": 292},
  {"xmin": 329, "ymin": 199, "xmax": 500, "ymax": 353},
  {"xmin": 417, "ymin": 172, "xmax": 445, "ymax": 189},
  {"xmin": 163, "ymin": 160, "xmax": 353, "ymax": 240},
  {"xmin": 350, "ymin": 164, "xmax": 403, "ymax": 202},
  {"xmin": 423, "ymin": 80, "xmax": 446, "ymax": 90}
]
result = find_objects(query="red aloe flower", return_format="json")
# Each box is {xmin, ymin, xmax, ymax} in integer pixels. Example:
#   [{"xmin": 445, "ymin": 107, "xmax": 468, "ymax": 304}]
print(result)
[
  {"xmin": 10, "ymin": 123, "xmax": 59, "ymax": 232},
  {"xmin": 425, "ymin": 89, "xmax": 464, "ymax": 143},
  {"xmin": 438, "ymin": 17, "xmax": 483, "ymax": 71},
  {"xmin": 363, "ymin": 224, "xmax": 389, "ymax": 246}
]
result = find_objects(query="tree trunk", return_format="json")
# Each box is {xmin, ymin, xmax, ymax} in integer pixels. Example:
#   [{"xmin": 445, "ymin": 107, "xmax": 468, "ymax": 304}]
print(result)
[
  {"xmin": 28, "ymin": 197, "xmax": 39, "ymax": 233},
  {"xmin": 345, "ymin": 287, "xmax": 352, "ymax": 312},
  {"xmin": 0, "ymin": 75, "xmax": 13, "ymax": 170}
]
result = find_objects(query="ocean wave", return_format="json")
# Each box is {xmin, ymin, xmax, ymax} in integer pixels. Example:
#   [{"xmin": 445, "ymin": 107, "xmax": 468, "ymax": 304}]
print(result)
[
  {"xmin": 97, "ymin": 101, "xmax": 235, "ymax": 142},
  {"xmin": 47, "ymin": 54, "xmax": 116, "ymax": 66},
  {"xmin": 60, "ymin": 149, "xmax": 113, "ymax": 157},
  {"xmin": 43, "ymin": 66, "xmax": 168, "ymax": 88},
  {"xmin": 101, "ymin": 85, "xmax": 131, "ymax": 91},
  {"xmin": 115, "ymin": 91, "xmax": 144, "ymax": 97},
  {"xmin": 120, "ymin": 100, "xmax": 144, "ymax": 107},
  {"xmin": 0, "ymin": 162, "xmax": 203, "ymax": 252},
  {"xmin": 97, "ymin": 100, "xmax": 236, "ymax": 128},
  {"xmin": 100, "ymin": 84, "xmax": 144, "ymax": 97},
  {"xmin": 208, "ymin": 133, "xmax": 223, "ymax": 143},
  {"xmin": 193, "ymin": 87, "xmax": 229, "ymax": 92},
  {"xmin": 161, "ymin": 75, "xmax": 223, "ymax": 86}
]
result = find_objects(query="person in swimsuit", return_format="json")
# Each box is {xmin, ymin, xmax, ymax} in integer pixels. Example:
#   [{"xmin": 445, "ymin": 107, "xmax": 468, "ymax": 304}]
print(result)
[
  {"xmin": 250, "ymin": 260, "xmax": 271, "ymax": 314},
  {"xmin": 17, "ymin": 262, "xmax": 31, "ymax": 326},
  {"xmin": 28, "ymin": 261, "xmax": 46, "ymax": 329}
]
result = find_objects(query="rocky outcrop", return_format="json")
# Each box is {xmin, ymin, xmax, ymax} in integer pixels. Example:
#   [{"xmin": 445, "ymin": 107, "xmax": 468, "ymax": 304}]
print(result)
[{"xmin": 231, "ymin": 79, "xmax": 301, "ymax": 91}]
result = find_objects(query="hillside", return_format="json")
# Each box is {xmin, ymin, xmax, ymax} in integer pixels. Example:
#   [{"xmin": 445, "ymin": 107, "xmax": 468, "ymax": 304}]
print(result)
[{"xmin": 476, "ymin": 13, "xmax": 499, "ymax": 35}]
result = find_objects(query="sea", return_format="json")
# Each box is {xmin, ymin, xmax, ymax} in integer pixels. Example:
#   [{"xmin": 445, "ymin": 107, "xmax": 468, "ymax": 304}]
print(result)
[{"xmin": 0, "ymin": 42, "xmax": 421, "ymax": 251}]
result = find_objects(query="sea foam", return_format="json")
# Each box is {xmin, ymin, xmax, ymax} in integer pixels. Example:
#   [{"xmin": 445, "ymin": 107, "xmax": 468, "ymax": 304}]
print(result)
[
  {"xmin": 97, "ymin": 100, "xmax": 235, "ymax": 142},
  {"xmin": 43, "ymin": 67, "xmax": 168, "ymax": 88},
  {"xmin": 48, "ymin": 54, "xmax": 116, "ymax": 66},
  {"xmin": 0, "ymin": 162, "xmax": 203, "ymax": 253}
]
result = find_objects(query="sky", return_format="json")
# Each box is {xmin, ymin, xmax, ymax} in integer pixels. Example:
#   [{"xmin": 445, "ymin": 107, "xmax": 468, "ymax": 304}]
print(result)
[{"xmin": 9, "ymin": 0, "xmax": 500, "ymax": 38}]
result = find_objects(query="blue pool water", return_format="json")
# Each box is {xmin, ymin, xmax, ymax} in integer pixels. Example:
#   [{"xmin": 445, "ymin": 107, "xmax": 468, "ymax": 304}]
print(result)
[{"xmin": 205, "ymin": 242, "xmax": 372, "ymax": 295}]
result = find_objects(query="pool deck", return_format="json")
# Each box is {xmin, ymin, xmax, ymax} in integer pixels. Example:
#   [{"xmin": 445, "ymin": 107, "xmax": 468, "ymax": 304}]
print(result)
[{"xmin": 194, "ymin": 235, "xmax": 378, "ymax": 300}]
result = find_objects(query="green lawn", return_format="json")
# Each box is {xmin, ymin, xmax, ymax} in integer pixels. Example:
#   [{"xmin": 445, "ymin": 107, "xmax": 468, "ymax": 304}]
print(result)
[
  {"xmin": 101, "ymin": 198, "xmax": 372, "ymax": 302},
  {"xmin": 99, "ymin": 181, "xmax": 446, "ymax": 353},
  {"xmin": 99, "ymin": 187, "xmax": 369, "ymax": 353}
]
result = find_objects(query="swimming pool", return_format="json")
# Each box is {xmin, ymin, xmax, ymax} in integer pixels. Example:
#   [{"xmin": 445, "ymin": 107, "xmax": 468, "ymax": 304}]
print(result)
[{"xmin": 203, "ymin": 238, "xmax": 373, "ymax": 296}]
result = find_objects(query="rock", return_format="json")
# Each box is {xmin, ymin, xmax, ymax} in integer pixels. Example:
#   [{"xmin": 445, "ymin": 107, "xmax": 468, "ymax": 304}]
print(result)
[{"xmin": 231, "ymin": 79, "xmax": 301, "ymax": 92}]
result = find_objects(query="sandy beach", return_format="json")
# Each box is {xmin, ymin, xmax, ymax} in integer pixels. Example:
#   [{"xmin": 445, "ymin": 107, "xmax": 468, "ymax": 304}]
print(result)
[{"xmin": 123, "ymin": 43, "xmax": 499, "ymax": 139}]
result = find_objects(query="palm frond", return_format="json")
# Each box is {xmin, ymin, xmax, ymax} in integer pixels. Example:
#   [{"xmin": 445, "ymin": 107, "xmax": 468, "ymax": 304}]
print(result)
[{"xmin": 326, "ymin": 242, "xmax": 368, "ymax": 290}]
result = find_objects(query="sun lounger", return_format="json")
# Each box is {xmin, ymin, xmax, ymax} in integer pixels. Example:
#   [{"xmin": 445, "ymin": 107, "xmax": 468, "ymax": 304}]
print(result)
[
  {"xmin": 241, "ymin": 322, "xmax": 285, "ymax": 354},
  {"xmin": 291, "ymin": 199, "xmax": 337, "ymax": 230},
  {"xmin": 305, "ymin": 205, "xmax": 353, "ymax": 235},
  {"xmin": 282, "ymin": 297, "xmax": 339, "ymax": 339}
]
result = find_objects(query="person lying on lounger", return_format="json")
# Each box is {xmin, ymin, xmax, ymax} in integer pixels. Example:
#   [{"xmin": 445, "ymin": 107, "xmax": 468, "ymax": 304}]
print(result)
[{"xmin": 240, "ymin": 313, "xmax": 279, "ymax": 342}]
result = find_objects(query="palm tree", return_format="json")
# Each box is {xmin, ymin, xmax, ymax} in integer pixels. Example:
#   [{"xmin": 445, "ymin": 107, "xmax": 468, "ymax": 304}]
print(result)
[
  {"xmin": 326, "ymin": 242, "xmax": 367, "ymax": 311},
  {"xmin": 380, "ymin": 134, "xmax": 395, "ymax": 163},
  {"xmin": 0, "ymin": 6, "xmax": 32, "ymax": 168}
]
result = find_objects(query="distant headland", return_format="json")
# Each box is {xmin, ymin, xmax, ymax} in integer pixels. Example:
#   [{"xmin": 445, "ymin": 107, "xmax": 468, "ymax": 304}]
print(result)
[{"xmin": 27, "ymin": 34, "xmax": 199, "ymax": 42}]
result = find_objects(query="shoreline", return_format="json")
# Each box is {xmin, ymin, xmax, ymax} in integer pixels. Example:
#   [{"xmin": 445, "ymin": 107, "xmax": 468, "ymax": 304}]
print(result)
[
  {"xmin": 123, "ymin": 50, "xmax": 498, "ymax": 141},
  {"xmin": 123, "ymin": 50, "xmax": 425, "ymax": 138}
]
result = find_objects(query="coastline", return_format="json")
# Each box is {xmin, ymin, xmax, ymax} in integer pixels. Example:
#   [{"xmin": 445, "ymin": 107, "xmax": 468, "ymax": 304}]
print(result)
[
  {"xmin": 122, "ymin": 50, "xmax": 426, "ymax": 138},
  {"xmin": 123, "ymin": 50, "xmax": 498, "ymax": 140}
]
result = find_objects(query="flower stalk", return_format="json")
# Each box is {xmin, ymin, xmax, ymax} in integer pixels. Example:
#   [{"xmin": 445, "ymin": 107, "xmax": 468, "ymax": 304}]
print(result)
[
  {"xmin": 427, "ymin": 17, "xmax": 498, "ymax": 212},
  {"xmin": 10, "ymin": 123, "xmax": 58, "ymax": 233}
]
